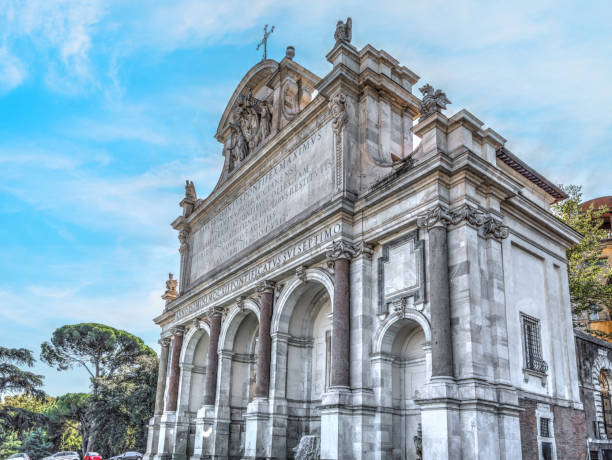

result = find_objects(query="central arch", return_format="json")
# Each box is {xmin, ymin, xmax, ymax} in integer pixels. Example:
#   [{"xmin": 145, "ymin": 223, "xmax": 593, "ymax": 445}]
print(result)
[{"xmin": 271, "ymin": 268, "xmax": 335, "ymax": 457}]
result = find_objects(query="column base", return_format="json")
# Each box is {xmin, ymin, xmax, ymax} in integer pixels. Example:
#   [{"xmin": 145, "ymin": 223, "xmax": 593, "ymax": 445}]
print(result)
[
  {"xmin": 320, "ymin": 387, "xmax": 353, "ymax": 460},
  {"xmin": 243, "ymin": 398, "xmax": 270, "ymax": 459},
  {"xmin": 143, "ymin": 415, "xmax": 162, "ymax": 460}
]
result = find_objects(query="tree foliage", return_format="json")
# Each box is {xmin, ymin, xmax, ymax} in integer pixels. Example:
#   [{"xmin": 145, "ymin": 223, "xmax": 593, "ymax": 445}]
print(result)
[
  {"xmin": 22, "ymin": 427, "xmax": 53, "ymax": 458},
  {"xmin": 40, "ymin": 323, "xmax": 157, "ymax": 453},
  {"xmin": 552, "ymin": 185, "xmax": 612, "ymax": 315},
  {"xmin": 0, "ymin": 347, "xmax": 44, "ymax": 398},
  {"xmin": 46, "ymin": 393, "xmax": 92, "ymax": 455}
]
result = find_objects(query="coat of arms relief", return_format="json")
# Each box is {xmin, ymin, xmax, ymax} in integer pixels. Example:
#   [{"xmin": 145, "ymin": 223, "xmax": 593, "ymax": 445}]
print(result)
[{"xmin": 227, "ymin": 88, "xmax": 273, "ymax": 172}]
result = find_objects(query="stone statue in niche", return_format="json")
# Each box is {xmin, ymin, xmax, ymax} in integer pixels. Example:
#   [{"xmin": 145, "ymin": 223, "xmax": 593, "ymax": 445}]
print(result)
[
  {"xmin": 293, "ymin": 435, "xmax": 320, "ymax": 460},
  {"xmin": 227, "ymin": 88, "xmax": 273, "ymax": 171},
  {"xmin": 418, "ymin": 83, "xmax": 451, "ymax": 121},
  {"xmin": 334, "ymin": 17, "xmax": 352, "ymax": 45}
]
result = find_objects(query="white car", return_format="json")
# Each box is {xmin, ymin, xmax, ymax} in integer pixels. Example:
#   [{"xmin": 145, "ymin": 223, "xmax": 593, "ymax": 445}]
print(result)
[
  {"xmin": 7, "ymin": 454, "xmax": 31, "ymax": 460},
  {"xmin": 42, "ymin": 452, "xmax": 80, "ymax": 460}
]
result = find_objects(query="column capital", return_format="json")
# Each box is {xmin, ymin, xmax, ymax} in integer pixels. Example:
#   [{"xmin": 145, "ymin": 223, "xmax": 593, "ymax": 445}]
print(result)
[
  {"xmin": 159, "ymin": 337, "xmax": 171, "ymax": 348},
  {"xmin": 416, "ymin": 205, "xmax": 452, "ymax": 230},
  {"xmin": 257, "ymin": 280, "xmax": 276, "ymax": 294},
  {"xmin": 326, "ymin": 239, "xmax": 357, "ymax": 262},
  {"xmin": 171, "ymin": 325, "xmax": 185, "ymax": 337},
  {"xmin": 483, "ymin": 217, "xmax": 509, "ymax": 240}
]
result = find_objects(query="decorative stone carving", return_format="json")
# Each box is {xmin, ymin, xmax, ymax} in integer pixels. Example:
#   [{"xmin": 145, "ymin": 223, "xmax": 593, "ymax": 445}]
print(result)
[
  {"xmin": 326, "ymin": 239, "xmax": 358, "ymax": 264},
  {"xmin": 178, "ymin": 228, "xmax": 189, "ymax": 254},
  {"xmin": 236, "ymin": 295, "xmax": 246, "ymax": 311},
  {"xmin": 185, "ymin": 180, "xmax": 196, "ymax": 201},
  {"xmin": 414, "ymin": 423, "xmax": 423, "ymax": 460},
  {"xmin": 162, "ymin": 273, "xmax": 178, "ymax": 305},
  {"xmin": 416, "ymin": 205, "xmax": 452, "ymax": 229},
  {"xmin": 418, "ymin": 84, "xmax": 451, "ymax": 121},
  {"xmin": 256, "ymin": 279, "xmax": 276, "ymax": 294},
  {"xmin": 158, "ymin": 337, "xmax": 171, "ymax": 348},
  {"xmin": 227, "ymin": 89, "xmax": 274, "ymax": 171},
  {"xmin": 329, "ymin": 93, "xmax": 348, "ymax": 135},
  {"xmin": 293, "ymin": 435, "xmax": 320, "ymax": 460},
  {"xmin": 334, "ymin": 17, "xmax": 352, "ymax": 45},
  {"xmin": 483, "ymin": 217, "xmax": 509, "ymax": 240},
  {"xmin": 296, "ymin": 265, "xmax": 308, "ymax": 283},
  {"xmin": 285, "ymin": 45, "xmax": 295, "ymax": 60},
  {"xmin": 171, "ymin": 325, "xmax": 185, "ymax": 337},
  {"xmin": 416, "ymin": 204, "xmax": 509, "ymax": 239}
]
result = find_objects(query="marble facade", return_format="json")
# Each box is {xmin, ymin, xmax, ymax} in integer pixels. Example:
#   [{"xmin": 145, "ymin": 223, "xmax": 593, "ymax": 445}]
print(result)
[{"xmin": 144, "ymin": 20, "xmax": 583, "ymax": 460}]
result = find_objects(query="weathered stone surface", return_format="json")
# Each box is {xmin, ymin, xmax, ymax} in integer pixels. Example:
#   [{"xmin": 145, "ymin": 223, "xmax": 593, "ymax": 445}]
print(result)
[{"xmin": 147, "ymin": 18, "xmax": 585, "ymax": 460}]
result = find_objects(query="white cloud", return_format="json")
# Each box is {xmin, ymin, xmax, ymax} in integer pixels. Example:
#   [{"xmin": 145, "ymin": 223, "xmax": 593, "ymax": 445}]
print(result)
[{"xmin": 0, "ymin": 45, "xmax": 26, "ymax": 92}]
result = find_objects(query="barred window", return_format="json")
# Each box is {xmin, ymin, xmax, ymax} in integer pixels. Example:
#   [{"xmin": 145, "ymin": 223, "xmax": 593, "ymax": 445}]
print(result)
[
  {"xmin": 521, "ymin": 313, "xmax": 548, "ymax": 374},
  {"xmin": 540, "ymin": 417, "xmax": 551, "ymax": 438}
]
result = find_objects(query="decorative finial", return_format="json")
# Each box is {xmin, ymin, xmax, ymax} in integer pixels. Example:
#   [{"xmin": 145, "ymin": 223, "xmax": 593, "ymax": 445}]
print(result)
[
  {"xmin": 162, "ymin": 273, "xmax": 178, "ymax": 305},
  {"xmin": 334, "ymin": 17, "xmax": 352, "ymax": 45},
  {"xmin": 285, "ymin": 46, "xmax": 295, "ymax": 60},
  {"xmin": 418, "ymin": 84, "xmax": 451, "ymax": 121},
  {"xmin": 256, "ymin": 24, "xmax": 275, "ymax": 60},
  {"xmin": 185, "ymin": 180, "xmax": 196, "ymax": 201}
]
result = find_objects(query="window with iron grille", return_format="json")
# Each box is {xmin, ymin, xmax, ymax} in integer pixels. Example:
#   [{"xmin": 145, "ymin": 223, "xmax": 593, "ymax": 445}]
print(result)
[
  {"xmin": 590, "ymin": 450, "xmax": 599, "ymax": 460},
  {"xmin": 521, "ymin": 313, "xmax": 548, "ymax": 373},
  {"xmin": 540, "ymin": 417, "xmax": 551, "ymax": 438}
]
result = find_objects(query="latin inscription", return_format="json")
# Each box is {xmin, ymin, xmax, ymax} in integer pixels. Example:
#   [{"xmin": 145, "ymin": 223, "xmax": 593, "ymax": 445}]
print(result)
[
  {"xmin": 190, "ymin": 123, "xmax": 334, "ymax": 281},
  {"xmin": 176, "ymin": 223, "xmax": 342, "ymax": 320}
]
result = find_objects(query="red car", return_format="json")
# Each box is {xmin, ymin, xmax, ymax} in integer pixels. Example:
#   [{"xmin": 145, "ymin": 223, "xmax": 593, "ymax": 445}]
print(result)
[{"xmin": 84, "ymin": 453, "xmax": 102, "ymax": 460}]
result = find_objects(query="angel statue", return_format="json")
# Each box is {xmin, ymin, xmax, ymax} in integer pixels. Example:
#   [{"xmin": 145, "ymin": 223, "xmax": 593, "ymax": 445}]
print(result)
[
  {"xmin": 334, "ymin": 17, "xmax": 352, "ymax": 45},
  {"xmin": 257, "ymin": 100, "xmax": 273, "ymax": 143},
  {"xmin": 418, "ymin": 84, "xmax": 451, "ymax": 121}
]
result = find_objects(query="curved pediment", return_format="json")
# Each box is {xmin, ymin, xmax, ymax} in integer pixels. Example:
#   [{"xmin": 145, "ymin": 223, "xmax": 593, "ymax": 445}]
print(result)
[{"xmin": 214, "ymin": 56, "xmax": 321, "ymax": 184}]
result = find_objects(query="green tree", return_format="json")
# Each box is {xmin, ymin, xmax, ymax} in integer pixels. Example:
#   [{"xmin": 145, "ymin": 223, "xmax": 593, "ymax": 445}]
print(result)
[
  {"xmin": 95, "ymin": 354, "xmax": 158, "ymax": 456},
  {"xmin": 0, "ymin": 432, "xmax": 21, "ymax": 457},
  {"xmin": 41, "ymin": 324, "xmax": 156, "ymax": 452},
  {"xmin": 46, "ymin": 393, "xmax": 91, "ymax": 456},
  {"xmin": 0, "ymin": 347, "xmax": 44, "ymax": 397},
  {"xmin": 552, "ymin": 185, "xmax": 612, "ymax": 316},
  {"xmin": 22, "ymin": 427, "xmax": 53, "ymax": 459}
]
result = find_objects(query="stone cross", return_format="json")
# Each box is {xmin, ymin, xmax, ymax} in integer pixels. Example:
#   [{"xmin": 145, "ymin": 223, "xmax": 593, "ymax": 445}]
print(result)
[{"xmin": 256, "ymin": 24, "xmax": 275, "ymax": 60}]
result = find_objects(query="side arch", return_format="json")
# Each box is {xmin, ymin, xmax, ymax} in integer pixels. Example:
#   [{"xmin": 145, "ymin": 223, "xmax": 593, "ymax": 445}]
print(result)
[
  {"xmin": 272, "ymin": 267, "xmax": 334, "ymax": 335},
  {"xmin": 219, "ymin": 298, "xmax": 260, "ymax": 352},
  {"xmin": 180, "ymin": 322, "xmax": 211, "ymax": 365},
  {"xmin": 372, "ymin": 309, "xmax": 432, "ymax": 356}
]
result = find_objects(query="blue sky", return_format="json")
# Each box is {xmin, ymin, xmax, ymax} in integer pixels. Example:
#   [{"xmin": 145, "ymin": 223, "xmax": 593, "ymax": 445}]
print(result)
[{"xmin": 0, "ymin": 0, "xmax": 611, "ymax": 396}]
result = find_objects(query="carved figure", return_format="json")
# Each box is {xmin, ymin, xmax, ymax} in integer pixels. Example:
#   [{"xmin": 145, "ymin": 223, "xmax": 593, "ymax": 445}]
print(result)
[
  {"xmin": 162, "ymin": 273, "xmax": 178, "ymax": 305},
  {"xmin": 334, "ymin": 17, "xmax": 352, "ymax": 45},
  {"xmin": 293, "ymin": 435, "xmax": 320, "ymax": 460},
  {"xmin": 228, "ymin": 117, "xmax": 249, "ymax": 162},
  {"xmin": 329, "ymin": 93, "xmax": 348, "ymax": 134},
  {"xmin": 258, "ymin": 100, "xmax": 272, "ymax": 144},
  {"xmin": 185, "ymin": 180, "xmax": 196, "ymax": 201},
  {"xmin": 418, "ymin": 84, "xmax": 451, "ymax": 121}
]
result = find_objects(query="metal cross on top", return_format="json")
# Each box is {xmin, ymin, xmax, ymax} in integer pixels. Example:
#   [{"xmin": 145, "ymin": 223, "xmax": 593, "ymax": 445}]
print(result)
[{"xmin": 256, "ymin": 24, "xmax": 275, "ymax": 60}]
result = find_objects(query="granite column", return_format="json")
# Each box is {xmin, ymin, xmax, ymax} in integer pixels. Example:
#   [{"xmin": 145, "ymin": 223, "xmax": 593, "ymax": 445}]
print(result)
[
  {"xmin": 255, "ymin": 280, "xmax": 275, "ymax": 398},
  {"xmin": 165, "ymin": 326, "xmax": 184, "ymax": 412},
  {"xmin": 154, "ymin": 337, "xmax": 171, "ymax": 415}
]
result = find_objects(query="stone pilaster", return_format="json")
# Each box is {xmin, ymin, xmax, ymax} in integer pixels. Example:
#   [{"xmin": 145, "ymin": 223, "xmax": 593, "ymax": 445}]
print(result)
[
  {"xmin": 417, "ymin": 206, "xmax": 454, "ymax": 379},
  {"xmin": 166, "ymin": 327, "xmax": 185, "ymax": 412},
  {"xmin": 155, "ymin": 337, "xmax": 172, "ymax": 415},
  {"xmin": 204, "ymin": 310, "xmax": 222, "ymax": 405}
]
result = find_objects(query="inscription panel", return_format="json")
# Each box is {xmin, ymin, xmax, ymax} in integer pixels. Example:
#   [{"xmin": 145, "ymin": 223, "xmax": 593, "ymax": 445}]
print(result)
[{"xmin": 191, "ymin": 123, "xmax": 335, "ymax": 281}]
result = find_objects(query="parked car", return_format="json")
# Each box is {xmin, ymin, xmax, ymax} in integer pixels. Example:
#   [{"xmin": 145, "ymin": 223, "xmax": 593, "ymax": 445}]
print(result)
[
  {"xmin": 41, "ymin": 452, "xmax": 80, "ymax": 460},
  {"xmin": 109, "ymin": 453, "xmax": 142, "ymax": 460},
  {"xmin": 7, "ymin": 454, "xmax": 31, "ymax": 460},
  {"xmin": 83, "ymin": 453, "xmax": 101, "ymax": 460}
]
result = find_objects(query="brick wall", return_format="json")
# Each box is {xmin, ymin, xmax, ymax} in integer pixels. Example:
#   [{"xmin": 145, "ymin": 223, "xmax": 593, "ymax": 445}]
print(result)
[
  {"xmin": 519, "ymin": 398, "xmax": 538, "ymax": 460},
  {"xmin": 553, "ymin": 405, "xmax": 587, "ymax": 460}
]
